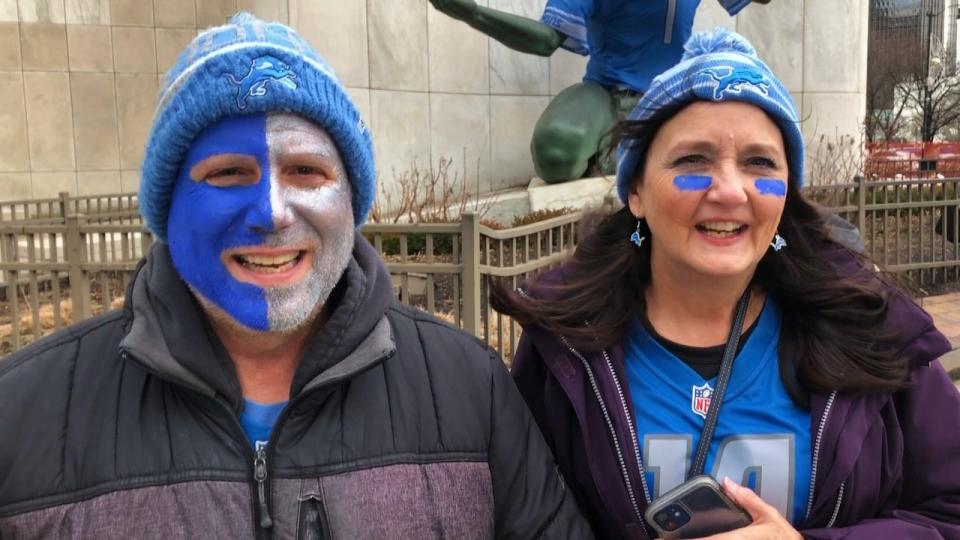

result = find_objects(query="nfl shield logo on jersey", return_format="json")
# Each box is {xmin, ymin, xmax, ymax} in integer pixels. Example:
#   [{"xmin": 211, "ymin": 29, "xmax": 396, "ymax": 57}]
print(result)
[{"xmin": 691, "ymin": 383, "xmax": 713, "ymax": 419}]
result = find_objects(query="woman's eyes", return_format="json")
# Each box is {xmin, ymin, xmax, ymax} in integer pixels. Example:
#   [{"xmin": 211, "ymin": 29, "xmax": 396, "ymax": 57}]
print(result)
[
  {"xmin": 672, "ymin": 154, "xmax": 707, "ymax": 166},
  {"xmin": 746, "ymin": 156, "xmax": 778, "ymax": 169}
]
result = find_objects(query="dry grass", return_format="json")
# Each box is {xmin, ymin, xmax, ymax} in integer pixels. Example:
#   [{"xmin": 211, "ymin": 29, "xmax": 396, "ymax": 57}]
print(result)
[{"xmin": 0, "ymin": 296, "xmax": 124, "ymax": 354}]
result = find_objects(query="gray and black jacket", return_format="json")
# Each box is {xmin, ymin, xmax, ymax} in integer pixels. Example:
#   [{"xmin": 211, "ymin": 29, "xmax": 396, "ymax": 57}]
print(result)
[{"xmin": 0, "ymin": 234, "xmax": 592, "ymax": 539}]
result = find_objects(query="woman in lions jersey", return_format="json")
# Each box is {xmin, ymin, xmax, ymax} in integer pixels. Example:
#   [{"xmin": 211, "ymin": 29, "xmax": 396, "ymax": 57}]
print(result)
[{"xmin": 492, "ymin": 28, "xmax": 960, "ymax": 540}]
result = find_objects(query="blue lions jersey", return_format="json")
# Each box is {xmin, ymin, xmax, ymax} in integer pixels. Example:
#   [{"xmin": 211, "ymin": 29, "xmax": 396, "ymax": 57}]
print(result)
[
  {"xmin": 624, "ymin": 298, "xmax": 812, "ymax": 525},
  {"xmin": 541, "ymin": 0, "xmax": 751, "ymax": 92}
]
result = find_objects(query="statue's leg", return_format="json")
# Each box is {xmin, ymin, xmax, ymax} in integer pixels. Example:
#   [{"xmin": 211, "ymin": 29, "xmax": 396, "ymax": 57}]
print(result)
[{"xmin": 530, "ymin": 82, "xmax": 614, "ymax": 184}]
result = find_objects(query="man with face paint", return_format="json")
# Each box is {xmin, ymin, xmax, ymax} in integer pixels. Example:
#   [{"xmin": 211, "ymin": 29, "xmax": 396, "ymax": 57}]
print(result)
[{"xmin": 0, "ymin": 13, "xmax": 593, "ymax": 539}]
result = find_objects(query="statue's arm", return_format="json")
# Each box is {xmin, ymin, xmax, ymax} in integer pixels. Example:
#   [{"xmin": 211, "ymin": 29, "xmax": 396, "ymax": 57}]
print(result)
[{"xmin": 429, "ymin": 0, "xmax": 565, "ymax": 57}]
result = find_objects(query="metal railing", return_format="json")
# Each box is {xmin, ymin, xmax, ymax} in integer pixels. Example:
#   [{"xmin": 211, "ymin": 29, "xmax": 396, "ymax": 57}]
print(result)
[
  {"xmin": 1, "ymin": 180, "xmax": 959, "ymax": 358},
  {"xmin": 0, "ymin": 193, "xmax": 581, "ymax": 359}
]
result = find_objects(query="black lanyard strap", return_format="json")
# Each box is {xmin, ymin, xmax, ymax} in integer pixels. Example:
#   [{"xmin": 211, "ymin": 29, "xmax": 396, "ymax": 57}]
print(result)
[{"xmin": 688, "ymin": 288, "xmax": 753, "ymax": 478}]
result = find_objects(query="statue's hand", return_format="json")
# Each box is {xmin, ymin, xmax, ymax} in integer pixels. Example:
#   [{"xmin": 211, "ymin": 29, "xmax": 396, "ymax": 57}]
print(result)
[{"xmin": 429, "ymin": 0, "xmax": 478, "ymax": 21}]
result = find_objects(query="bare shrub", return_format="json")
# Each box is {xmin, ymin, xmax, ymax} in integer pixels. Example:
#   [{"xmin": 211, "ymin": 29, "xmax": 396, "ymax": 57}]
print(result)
[
  {"xmin": 807, "ymin": 128, "xmax": 865, "ymax": 186},
  {"xmin": 369, "ymin": 150, "xmax": 498, "ymax": 224}
]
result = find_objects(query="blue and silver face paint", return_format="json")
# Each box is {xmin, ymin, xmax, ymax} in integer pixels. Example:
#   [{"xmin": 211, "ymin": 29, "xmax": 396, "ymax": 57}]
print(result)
[
  {"xmin": 167, "ymin": 113, "xmax": 354, "ymax": 332},
  {"xmin": 673, "ymin": 175, "xmax": 713, "ymax": 191},
  {"xmin": 754, "ymin": 178, "xmax": 787, "ymax": 197}
]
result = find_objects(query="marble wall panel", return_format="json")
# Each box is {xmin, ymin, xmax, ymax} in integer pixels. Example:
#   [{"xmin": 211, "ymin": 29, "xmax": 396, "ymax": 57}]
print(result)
[
  {"xmin": 692, "ymin": 0, "xmax": 735, "ymax": 32},
  {"xmin": 32, "ymin": 171, "xmax": 77, "ymax": 198},
  {"xmin": 368, "ymin": 0, "xmax": 428, "ymax": 91},
  {"xmin": 196, "ymin": 0, "xmax": 235, "ymax": 29},
  {"xmin": 23, "ymin": 71, "xmax": 75, "ymax": 170},
  {"xmin": 65, "ymin": 0, "xmax": 109, "ymax": 24},
  {"xmin": 77, "ymin": 170, "xmax": 121, "ymax": 194},
  {"xmin": 290, "ymin": 0, "xmax": 367, "ymax": 88},
  {"xmin": 120, "ymin": 168, "xmax": 139, "ymax": 191},
  {"xmin": 20, "ymin": 23, "xmax": 67, "ymax": 70},
  {"xmin": 0, "ymin": 72, "xmax": 30, "ymax": 171},
  {"xmin": 237, "ymin": 0, "xmax": 286, "ymax": 23},
  {"xmin": 0, "ymin": 0, "xmax": 17, "ymax": 22},
  {"xmin": 549, "ymin": 48, "xmax": 587, "ymax": 96},
  {"xmin": 803, "ymin": 0, "xmax": 859, "ymax": 93},
  {"xmin": 116, "ymin": 73, "xmax": 157, "ymax": 170},
  {"xmin": 0, "ymin": 22, "xmax": 21, "ymax": 68},
  {"xmin": 800, "ymin": 92, "xmax": 865, "ymax": 153},
  {"xmin": 155, "ymin": 27, "xmax": 194, "ymax": 73},
  {"xmin": 0, "ymin": 173, "xmax": 33, "ymax": 200},
  {"xmin": 112, "ymin": 26, "xmax": 156, "ymax": 72},
  {"xmin": 67, "ymin": 24, "xmax": 112, "ymax": 71},
  {"xmin": 370, "ymin": 90, "xmax": 430, "ymax": 189},
  {"xmin": 736, "ymin": 0, "xmax": 803, "ymax": 92},
  {"xmin": 857, "ymin": 0, "xmax": 868, "ymax": 95},
  {"xmin": 153, "ymin": 0, "xmax": 194, "ymax": 28},
  {"xmin": 109, "ymin": 0, "xmax": 152, "ymax": 26},
  {"xmin": 491, "ymin": 95, "xmax": 549, "ymax": 189},
  {"xmin": 70, "ymin": 72, "xmax": 120, "ymax": 170},
  {"xmin": 18, "ymin": 0, "xmax": 65, "ymax": 23},
  {"xmin": 489, "ymin": 0, "xmax": 548, "ymax": 95},
  {"xmin": 430, "ymin": 93, "xmax": 492, "ymax": 192},
  {"xmin": 428, "ymin": 0, "xmax": 488, "ymax": 94}
]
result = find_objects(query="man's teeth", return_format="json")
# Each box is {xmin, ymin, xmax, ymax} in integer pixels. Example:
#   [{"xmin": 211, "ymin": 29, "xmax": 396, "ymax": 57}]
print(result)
[{"xmin": 236, "ymin": 252, "xmax": 302, "ymax": 272}]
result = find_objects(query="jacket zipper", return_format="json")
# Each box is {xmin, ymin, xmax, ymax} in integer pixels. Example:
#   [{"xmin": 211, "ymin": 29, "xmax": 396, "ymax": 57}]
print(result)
[
  {"xmin": 805, "ymin": 390, "xmax": 838, "ymax": 523},
  {"xmin": 254, "ymin": 445, "xmax": 273, "ymax": 529},
  {"xmin": 827, "ymin": 482, "xmax": 845, "ymax": 528},
  {"xmin": 559, "ymin": 337, "xmax": 649, "ymax": 540},
  {"xmin": 601, "ymin": 349, "xmax": 652, "ymax": 505},
  {"xmin": 120, "ymin": 348, "xmax": 396, "ymax": 538}
]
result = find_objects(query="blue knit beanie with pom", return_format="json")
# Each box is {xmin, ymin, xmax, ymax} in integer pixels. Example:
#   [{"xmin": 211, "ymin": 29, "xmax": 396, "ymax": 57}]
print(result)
[
  {"xmin": 616, "ymin": 28, "xmax": 803, "ymax": 203},
  {"xmin": 140, "ymin": 12, "xmax": 375, "ymax": 240}
]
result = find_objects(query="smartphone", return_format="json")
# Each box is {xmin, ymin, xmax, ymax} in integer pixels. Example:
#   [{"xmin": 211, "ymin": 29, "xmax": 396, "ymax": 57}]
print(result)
[{"xmin": 644, "ymin": 475, "xmax": 751, "ymax": 539}]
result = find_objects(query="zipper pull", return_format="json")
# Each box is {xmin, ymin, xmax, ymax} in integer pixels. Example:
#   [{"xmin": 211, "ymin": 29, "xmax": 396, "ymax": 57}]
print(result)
[{"xmin": 254, "ymin": 446, "xmax": 273, "ymax": 529}]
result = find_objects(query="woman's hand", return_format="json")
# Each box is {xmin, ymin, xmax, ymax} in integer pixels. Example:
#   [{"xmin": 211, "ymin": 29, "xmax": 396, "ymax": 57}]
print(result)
[{"xmin": 692, "ymin": 478, "xmax": 802, "ymax": 540}]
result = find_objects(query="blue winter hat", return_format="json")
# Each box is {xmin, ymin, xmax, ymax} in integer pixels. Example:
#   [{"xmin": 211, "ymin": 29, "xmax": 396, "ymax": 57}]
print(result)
[
  {"xmin": 140, "ymin": 12, "xmax": 375, "ymax": 240},
  {"xmin": 616, "ymin": 28, "xmax": 803, "ymax": 204}
]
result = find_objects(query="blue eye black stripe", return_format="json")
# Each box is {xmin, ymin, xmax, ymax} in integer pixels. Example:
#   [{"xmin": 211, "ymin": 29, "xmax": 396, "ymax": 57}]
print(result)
[
  {"xmin": 673, "ymin": 175, "xmax": 712, "ymax": 191},
  {"xmin": 755, "ymin": 178, "xmax": 787, "ymax": 197}
]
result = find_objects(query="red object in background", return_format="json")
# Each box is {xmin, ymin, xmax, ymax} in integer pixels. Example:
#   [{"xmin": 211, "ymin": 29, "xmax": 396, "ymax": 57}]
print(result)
[{"xmin": 866, "ymin": 142, "xmax": 960, "ymax": 178}]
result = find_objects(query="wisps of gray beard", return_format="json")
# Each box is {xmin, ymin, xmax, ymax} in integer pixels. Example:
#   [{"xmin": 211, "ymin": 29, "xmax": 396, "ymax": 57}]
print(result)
[{"xmin": 264, "ymin": 221, "xmax": 355, "ymax": 333}]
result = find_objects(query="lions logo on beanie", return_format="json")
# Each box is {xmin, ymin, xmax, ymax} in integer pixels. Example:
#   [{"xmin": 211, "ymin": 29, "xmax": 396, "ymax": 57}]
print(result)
[
  {"xmin": 139, "ymin": 12, "xmax": 375, "ymax": 240},
  {"xmin": 616, "ymin": 28, "xmax": 803, "ymax": 203}
]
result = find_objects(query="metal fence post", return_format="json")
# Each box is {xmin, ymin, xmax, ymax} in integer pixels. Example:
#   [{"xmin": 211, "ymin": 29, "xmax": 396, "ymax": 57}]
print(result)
[
  {"xmin": 58, "ymin": 191, "xmax": 70, "ymax": 222},
  {"xmin": 461, "ymin": 212, "xmax": 481, "ymax": 337},
  {"xmin": 65, "ymin": 214, "xmax": 91, "ymax": 320},
  {"xmin": 856, "ymin": 175, "xmax": 867, "ymax": 234}
]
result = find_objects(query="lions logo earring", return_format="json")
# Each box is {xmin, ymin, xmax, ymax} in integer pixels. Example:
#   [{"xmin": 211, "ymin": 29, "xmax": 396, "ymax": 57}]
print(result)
[
  {"xmin": 630, "ymin": 220, "xmax": 645, "ymax": 248},
  {"xmin": 770, "ymin": 233, "xmax": 787, "ymax": 252}
]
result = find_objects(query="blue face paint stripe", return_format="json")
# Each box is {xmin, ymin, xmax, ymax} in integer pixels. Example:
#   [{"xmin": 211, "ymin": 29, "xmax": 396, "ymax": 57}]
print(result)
[
  {"xmin": 673, "ymin": 175, "xmax": 713, "ymax": 191},
  {"xmin": 755, "ymin": 178, "xmax": 787, "ymax": 197},
  {"xmin": 167, "ymin": 113, "xmax": 273, "ymax": 331}
]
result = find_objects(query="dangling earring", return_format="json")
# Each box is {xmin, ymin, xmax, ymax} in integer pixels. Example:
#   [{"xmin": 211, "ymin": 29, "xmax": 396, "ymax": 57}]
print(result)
[
  {"xmin": 770, "ymin": 233, "xmax": 787, "ymax": 252},
  {"xmin": 630, "ymin": 220, "xmax": 645, "ymax": 247}
]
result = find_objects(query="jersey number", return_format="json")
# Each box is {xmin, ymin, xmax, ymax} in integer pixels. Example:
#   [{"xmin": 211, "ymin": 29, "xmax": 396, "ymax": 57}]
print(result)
[{"xmin": 644, "ymin": 434, "xmax": 797, "ymax": 521}]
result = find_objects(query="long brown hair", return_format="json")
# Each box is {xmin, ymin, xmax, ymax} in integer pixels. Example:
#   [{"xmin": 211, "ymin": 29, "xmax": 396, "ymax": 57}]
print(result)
[{"xmin": 491, "ymin": 105, "xmax": 906, "ymax": 406}]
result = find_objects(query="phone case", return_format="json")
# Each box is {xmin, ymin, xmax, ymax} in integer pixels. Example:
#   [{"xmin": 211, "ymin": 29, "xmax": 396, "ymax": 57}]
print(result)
[{"xmin": 643, "ymin": 475, "xmax": 752, "ymax": 539}]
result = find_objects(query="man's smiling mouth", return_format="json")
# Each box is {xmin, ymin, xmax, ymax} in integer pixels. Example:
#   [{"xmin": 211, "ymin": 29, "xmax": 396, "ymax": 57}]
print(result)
[{"xmin": 232, "ymin": 251, "xmax": 306, "ymax": 273}]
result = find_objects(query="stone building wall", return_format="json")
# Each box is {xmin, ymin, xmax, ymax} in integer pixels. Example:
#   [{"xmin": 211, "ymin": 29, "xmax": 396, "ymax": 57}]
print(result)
[{"xmin": 0, "ymin": 0, "xmax": 868, "ymax": 203}]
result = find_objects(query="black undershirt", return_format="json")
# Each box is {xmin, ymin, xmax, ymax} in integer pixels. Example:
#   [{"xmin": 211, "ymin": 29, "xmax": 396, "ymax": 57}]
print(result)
[{"xmin": 642, "ymin": 316, "xmax": 760, "ymax": 380}]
